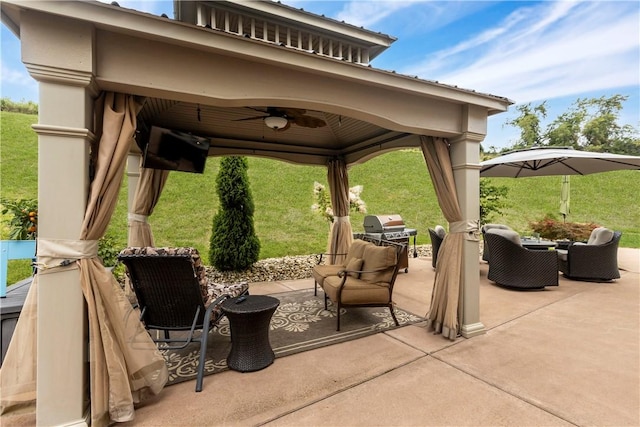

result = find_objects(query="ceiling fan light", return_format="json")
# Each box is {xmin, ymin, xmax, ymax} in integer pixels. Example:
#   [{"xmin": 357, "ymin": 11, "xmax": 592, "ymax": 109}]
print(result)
[{"xmin": 264, "ymin": 115, "xmax": 288, "ymax": 130}]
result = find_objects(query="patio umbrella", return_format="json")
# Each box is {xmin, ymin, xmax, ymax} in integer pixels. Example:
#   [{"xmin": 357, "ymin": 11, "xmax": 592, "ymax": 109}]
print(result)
[
  {"xmin": 559, "ymin": 175, "xmax": 570, "ymax": 221},
  {"xmin": 480, "ymin": 147, "xmax": 640, "ymax": 178}
]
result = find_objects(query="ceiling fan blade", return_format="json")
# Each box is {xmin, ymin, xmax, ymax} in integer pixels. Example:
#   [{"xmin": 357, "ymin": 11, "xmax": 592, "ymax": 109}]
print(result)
[
  {"xmin": 293, "ymin": 115, "xmax": 326, "ymax": 128},
  {"xmin": 275, "ymin": 107, "xmax": 307, "ymax": 117},
  {"xmin": 233, "ymin": 115, "xmax": 267, "ymax": 121}
]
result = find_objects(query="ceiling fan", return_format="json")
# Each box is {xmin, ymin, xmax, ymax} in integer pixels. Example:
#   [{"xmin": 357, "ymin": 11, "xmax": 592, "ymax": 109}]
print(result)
[{"xmin": 235, "ymin": 107, "xmax": 326, "ymax": 131}]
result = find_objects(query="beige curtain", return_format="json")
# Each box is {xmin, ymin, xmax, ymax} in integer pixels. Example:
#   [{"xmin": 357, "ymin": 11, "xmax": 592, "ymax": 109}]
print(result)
[
  {"xmin": 420, "ymin": 136, "xmax": 464, "ymax": 340},
  {"xmin": 127, "ymin": 164, "xmax": 169, "ymax": 247},
  {"xmin": 327, "ymin": 158, "xmax": 353, "ymax": 264},
  {"xmin": 0, "ymin": 93, "xmax": 168, "ymax": 425},
  {"xmin": 0, "ymin": 272, "xmax": 38, "ymax": 415},
  {"xmin": 80, "ymin": 92, "xmax": 168, "ymax": 426}
]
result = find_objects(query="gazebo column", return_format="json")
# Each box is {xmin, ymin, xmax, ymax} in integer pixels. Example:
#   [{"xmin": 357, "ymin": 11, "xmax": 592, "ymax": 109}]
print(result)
[
  {"xmin": 32, "ymin": 83, "xmax": 95, "ymax": 427},
  {"xmin": 127, "ymin": 153, "xmax": 142, "ymax": 210},
  {"xmin": 450, "ymin": 105, "xmax": 487, "ymax": 338},
  {"xmin": 22, "ymin": 11, "xmax": 96, "ymax": 426}
]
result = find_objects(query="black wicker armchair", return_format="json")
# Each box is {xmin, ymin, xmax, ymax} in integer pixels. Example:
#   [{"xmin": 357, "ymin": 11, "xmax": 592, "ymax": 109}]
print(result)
[
  {"xmin": 428, "ymin": 226, "xmax": 446, "ymax": 269},
  {"xmin": 481, "ymin": 224, "xmax": 513, "ymax": 263},
  {"xmin": 558, "ymin": 230, "xmax": 621, "ymax": 281},
  {"xmin": 484, "ymin": 230, "xmax": 558, "ymax": 290},
  {"xmin": 117, "ymin": 247, "xmax": 249, "ymax": 392}
]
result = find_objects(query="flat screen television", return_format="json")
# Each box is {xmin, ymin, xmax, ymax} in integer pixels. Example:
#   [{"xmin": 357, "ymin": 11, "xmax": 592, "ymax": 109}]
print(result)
[{"xmin": 141, "ymin": 126, "xmax": 210, "ymax": 173}]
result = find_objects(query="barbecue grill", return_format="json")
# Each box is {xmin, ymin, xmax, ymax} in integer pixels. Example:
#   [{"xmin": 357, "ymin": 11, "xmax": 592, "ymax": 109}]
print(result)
[{"xmin": 355, "ymin": 215, "xmax": 417, "ymax": 272}]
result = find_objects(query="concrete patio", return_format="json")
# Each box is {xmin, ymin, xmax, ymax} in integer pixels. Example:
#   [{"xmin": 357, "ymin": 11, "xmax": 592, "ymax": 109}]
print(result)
[{"xmin": 3, "ymin": 249, "xmax": 638, "ymax": 426}]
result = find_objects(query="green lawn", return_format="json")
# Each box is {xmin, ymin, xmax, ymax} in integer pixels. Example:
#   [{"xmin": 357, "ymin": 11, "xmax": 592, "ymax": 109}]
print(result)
[{"xmin": 2, "ymin": 111, "xmax": 639, "ymax": 285}]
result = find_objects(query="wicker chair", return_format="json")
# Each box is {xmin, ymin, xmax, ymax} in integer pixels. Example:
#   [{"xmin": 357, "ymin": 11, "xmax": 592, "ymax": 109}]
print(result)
[
  {"xmin": 481, "ymin": 223, "xmax": 513, "ymax": 263},
  {"xmin": 428, "ymin": 225, "xmax": 446, "ymax": 269},
  {"xmin": 117, "ymin": 247, "xmax": 249, "ymax": 392},
  {"xmin": 484, "ymin": 230, "xmax": 558, "ymax": 290},
  {"xmin": 557, "ymin": 229, "xmax": 621, "ymax": 281},
  {"xmin": 320, "ymin": 240, "xmax": 406, "ymax": 331}
]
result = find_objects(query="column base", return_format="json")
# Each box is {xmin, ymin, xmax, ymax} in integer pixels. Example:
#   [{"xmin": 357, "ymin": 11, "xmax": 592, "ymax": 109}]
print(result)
[{"xmin": 461, "ymin": 322, "xmax": 486, "ymax": 338}]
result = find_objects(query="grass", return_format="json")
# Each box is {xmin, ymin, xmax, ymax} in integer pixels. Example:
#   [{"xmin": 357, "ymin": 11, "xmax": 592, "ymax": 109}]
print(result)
[{"xmin": 2, "ymin": 111, "xmax": 639, "ymax": 285}]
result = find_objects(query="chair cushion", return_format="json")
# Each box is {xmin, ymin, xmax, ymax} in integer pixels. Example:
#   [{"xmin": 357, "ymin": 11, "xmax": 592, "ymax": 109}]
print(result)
[
  {"xmin": 344, "ymin": 239, "xmax": 371, "ymax": 266},
  {"xmin": 313, "ymin": 264, "xmax": 347, "ymax": 287},
  {"xmin": 482, "ymin": 223, "xmax": 512, "ymax": 233},
  {"xmin": 434, "ymin": 225, "xmax": 446, "ymax": 238},
  {"xmin": 587, "ymin": 227, "xmax": 614, "ymax": 246},
  {"xmin": 207, "ymin": 281, "xmax": 249, "ymax": 318},
  {"xmin": 322, "ymin": 276, "xmax": 390, "ymax": 304},
  {"xmin": 556, "ymin": 249, "xmax": 568, "ymax": 261},
  {"xmin": 360, "ymin": 245, "xmax": 397, "ymax": 284},
  {"xmin": 485, "ymin": 228, "xmax": 522, "ymax": 246},
  {"xmin": 345, "ymin": 257, "xmax": 363, "ymax": 278}
]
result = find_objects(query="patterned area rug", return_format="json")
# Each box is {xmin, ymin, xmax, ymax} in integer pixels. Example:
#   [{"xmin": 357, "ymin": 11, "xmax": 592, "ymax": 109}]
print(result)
[{"xmin": 161, "ymin": 288, "xmax": 423, "ymax": 386}]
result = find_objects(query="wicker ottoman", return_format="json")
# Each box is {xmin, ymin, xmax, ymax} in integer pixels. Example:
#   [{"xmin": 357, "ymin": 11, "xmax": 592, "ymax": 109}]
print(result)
[{"xmin": 221, "ymin": 295, "xmax": 280, "ymax": 372}]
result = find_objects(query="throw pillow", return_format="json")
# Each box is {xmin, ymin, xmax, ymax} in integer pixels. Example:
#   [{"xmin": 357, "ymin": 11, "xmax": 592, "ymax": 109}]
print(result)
[
  {"xmin": 360, "ymin": 245, "xmax": 397, "ymax": 283},
  {"xmin": 434, "ymin": 225, "xmax": 446, "ymax": 238},
  {"xmin": 345, "ymin": 257, "xmax": 363, "ymax": 278}
]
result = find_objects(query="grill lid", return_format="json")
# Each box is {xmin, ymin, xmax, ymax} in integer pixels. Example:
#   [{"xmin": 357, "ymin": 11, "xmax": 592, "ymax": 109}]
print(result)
[{"xmin": 363, "ymin": 214, "xmax": 405, "ymax": 233}]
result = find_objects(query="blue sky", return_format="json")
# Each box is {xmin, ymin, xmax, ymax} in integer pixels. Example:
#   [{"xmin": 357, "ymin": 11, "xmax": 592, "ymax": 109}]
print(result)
[{"xmin": 1, "ymin": 0, "xmax": 638, "ymax": 150}]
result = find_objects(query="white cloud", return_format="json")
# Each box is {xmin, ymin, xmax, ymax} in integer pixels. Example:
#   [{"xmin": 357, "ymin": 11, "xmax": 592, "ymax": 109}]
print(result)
[
  {"xmin": 334, "ymin": 1, "xmax": 416, "ymax": 27},
  {"xmin": 404, "ymin": 1, "xmax": 640, "ymax": 104},
  {"xmin": 0, "ymin": 61, "xmax": 38, "ymax": 101}
]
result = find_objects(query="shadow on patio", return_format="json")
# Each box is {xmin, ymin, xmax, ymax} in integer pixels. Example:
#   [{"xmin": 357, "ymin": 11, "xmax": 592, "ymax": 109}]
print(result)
[{"xmin": 3, "ymin": 249, "xmax": 639, "ymax": 426}]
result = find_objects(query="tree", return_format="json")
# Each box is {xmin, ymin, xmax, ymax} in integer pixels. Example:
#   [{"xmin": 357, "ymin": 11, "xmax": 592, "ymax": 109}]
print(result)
[
  {"xmin": 503, "ymin": 95, "xmax": 640, "ymax": 155},
  {"xmin": 479, "ymin": 179, "xmax": 509, "ymax": 226},
  {"xmin": 504, "ymin": 102, "xmax": 547, "ymax": 149},
  {"xmin": 209, "ymin": 156, "xmax": 260, "ymax": 271}
]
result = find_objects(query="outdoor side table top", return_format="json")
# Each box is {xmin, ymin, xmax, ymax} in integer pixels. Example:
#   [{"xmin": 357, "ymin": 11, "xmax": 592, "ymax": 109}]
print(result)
[
  {"xmin": 521, "ymin": 239, "xmax": 558, "ymax": 250},
  {"xmin": 221, "ymin": 295, "xmax": 280, "ymax": 372}
]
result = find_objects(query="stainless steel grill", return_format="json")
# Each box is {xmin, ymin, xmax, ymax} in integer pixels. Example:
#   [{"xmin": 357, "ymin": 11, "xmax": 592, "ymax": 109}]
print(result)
[{"xmin": 355, "ymin": 215, "xmax": 418, "ymax": 272}]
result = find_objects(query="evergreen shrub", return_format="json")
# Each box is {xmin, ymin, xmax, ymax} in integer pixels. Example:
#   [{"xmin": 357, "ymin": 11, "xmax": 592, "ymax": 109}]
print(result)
[{"xmin": 209, "ymin": 156, "xmax": 260, "ymax": 270}]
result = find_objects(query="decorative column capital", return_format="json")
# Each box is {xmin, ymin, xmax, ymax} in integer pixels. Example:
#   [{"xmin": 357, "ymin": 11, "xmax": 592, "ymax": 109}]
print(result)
[
  {"xmin": 449, "ymin": 132, "xmax": 485, "ymax": 144},
  {"xmin": 24, "ymin": 63, "xmax": 99, "ymax": 97}
]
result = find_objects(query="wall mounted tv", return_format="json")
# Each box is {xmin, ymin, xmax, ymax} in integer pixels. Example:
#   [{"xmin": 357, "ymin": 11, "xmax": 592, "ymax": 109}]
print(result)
[{"xmin": 142, "ymin": 126, "xmax": 210, "ymax": 173}]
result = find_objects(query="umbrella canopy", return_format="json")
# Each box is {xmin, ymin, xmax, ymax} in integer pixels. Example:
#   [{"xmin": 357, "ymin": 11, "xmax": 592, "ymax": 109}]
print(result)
[{"xmin": 480, "ymin": 147, "xmax": 640, "ymax": 178}]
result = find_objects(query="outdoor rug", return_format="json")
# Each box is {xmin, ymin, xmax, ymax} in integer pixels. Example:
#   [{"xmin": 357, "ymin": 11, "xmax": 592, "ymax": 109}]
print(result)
[{"xmin": 161, "ymin": 288, "xmax": 423, "ymax": 386}]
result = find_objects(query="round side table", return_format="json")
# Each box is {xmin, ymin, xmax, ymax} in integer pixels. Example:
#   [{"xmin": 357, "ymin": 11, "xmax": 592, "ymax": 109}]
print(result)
[{"xmin": 221, "ymin": 295, "xmax": 280, "ymax": 372}]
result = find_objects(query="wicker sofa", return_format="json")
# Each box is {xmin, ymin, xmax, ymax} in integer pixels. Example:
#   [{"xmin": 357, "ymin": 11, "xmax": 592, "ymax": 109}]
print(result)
[
  {"xmin": 484, "ymin": 229, "xmax": 559, "ymax": 290},
  {"xmin": 557, "ymin": 228, "xmax": 621, "ymax": 281}
]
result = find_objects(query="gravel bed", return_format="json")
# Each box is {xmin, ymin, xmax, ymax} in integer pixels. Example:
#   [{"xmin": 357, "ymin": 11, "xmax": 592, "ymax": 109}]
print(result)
[{"xmin": 205, "ymin": 244, "xmax": 435, "ymax": 283}]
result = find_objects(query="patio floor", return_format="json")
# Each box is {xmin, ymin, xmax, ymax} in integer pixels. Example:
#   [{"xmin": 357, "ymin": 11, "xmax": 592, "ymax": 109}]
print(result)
[{"xmin": 3, "ymin": 249, "xmax": 639, "ymax": 426}]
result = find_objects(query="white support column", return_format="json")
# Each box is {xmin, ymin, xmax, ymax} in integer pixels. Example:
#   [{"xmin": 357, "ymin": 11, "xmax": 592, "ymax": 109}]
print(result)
[
  {"xmin": 127, "ymin": 153, "xmax": 142, "ymax": 209},
  {"xmin": 21, "ymin": 11, "xmax": 96, "ymax": 426},
  {"xmin": 450, "ymin": 105, "xmax": 488, "ymax": 338},
  {"xmin": 33, "ymin": 83, "xmax": 94, "ymax": 427}
]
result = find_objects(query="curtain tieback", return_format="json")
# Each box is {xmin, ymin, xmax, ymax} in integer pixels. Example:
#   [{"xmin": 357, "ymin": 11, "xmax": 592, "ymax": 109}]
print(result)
[
  {"xmin": 449, "ymin": 220, "xmax": 480, "ymax": 241},
  {"xmin": 334, "ymin": 215, "xmax": 350, "ymax": 224},
  {"xmin": 34, "ymin": 238, "xmax": 99, "ymax": 272},
  {"xmin": 128, "ymin": 213, "xmax": 148, "ymax": 223}
]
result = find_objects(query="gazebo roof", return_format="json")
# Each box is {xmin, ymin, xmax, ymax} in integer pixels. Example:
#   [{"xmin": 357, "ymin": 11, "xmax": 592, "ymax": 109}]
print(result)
[{"xmin": 1, "ymin": 0, "xmax": 513, "ymax": 167}]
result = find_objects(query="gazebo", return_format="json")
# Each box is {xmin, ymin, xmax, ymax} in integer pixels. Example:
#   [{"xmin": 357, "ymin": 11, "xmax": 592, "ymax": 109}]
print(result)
[{"xmin": 0, "ymin": 1, "xmax": 512, "ymax": 425}]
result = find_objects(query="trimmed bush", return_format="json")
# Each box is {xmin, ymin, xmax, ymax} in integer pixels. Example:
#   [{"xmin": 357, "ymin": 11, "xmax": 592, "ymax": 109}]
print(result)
[
  {"xmin": 529, "ymin": 215, "xmax": 599, "ymax": 241},
  {"xmin": 209, "ymin": 156, "xmax": 260, "ymax": 271}
]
